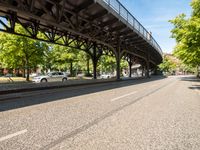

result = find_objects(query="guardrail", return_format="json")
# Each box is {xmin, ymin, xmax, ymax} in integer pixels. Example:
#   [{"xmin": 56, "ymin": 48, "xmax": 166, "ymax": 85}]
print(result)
[{"xmin": 102, "ymin": 0, "xmax": 163, "ymax": 56}]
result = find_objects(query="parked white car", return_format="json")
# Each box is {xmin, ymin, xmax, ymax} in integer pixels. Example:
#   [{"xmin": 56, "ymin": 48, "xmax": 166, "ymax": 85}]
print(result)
[
  {"xmin": 100, "ymin": 73, "xmax": 114, "ymax": 79},
  {"xmin": 32, "ymin": 72, "xmax": 68, "ymax": 83},
  {"xmin": 30, "ymin": 73, "xmax": 42, "ymax": 77}
]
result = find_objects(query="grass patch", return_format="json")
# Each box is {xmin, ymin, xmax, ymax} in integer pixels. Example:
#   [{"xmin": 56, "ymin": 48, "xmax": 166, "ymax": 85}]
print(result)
[{"xmin": 0, "ymin": 77, "xmax": 28, "ymax": 83}]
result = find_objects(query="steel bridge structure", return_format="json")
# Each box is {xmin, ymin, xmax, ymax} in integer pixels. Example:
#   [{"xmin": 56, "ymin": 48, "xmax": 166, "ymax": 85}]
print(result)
[{"xmin": 0, "ymin": 0, "xmax": 163, "ymax": 79}]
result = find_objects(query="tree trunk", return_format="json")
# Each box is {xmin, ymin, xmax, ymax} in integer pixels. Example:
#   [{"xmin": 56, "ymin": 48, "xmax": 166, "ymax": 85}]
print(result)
[
  {"xmin": 87, "ymin": 57, "xmax": 90, "ymax": 75},
  {"xmin": 142, "ymin": 66, "xmax": 145, "ymax": 77},
  {"xmin": 26, "ymin": 66, "xmax": 30, "ymax": 81},
  {"xmin": 197, "ymin": 65, "xmax": 200, "ymax": 78},
  {"xmin": 70, "ymin": 62, "xmax": 73, "ymax": 76},
  {"xmin": 16, "ymin": 68, "xmax": 20, "ymax": 77},
  {"xmin": 25, "ymin": 59, "xmax": 30, "ymax": 81},
  {"xmin": 23, "ymin": 67, "xmax": 26, "ymax": 78},
  {"xmin": 34, "ymin": 66, "xmax": 37, "ymax": 73},
  {"xmin": 92, "ymin": 60, "xmax": 97, "ymax": 79}
]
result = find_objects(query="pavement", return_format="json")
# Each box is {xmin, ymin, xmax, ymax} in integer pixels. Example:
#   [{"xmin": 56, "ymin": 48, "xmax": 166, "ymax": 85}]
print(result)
[
  {"xmin": 0, "ymin": 78, "xmax": 118, "ymax": 95},
  {"xmin": 0, "ymin": 75, "xmax": 199, "ymax": 150},
  {"xmin": 0, "ymin": 77, "xmax": 145, "ymax": 100}
]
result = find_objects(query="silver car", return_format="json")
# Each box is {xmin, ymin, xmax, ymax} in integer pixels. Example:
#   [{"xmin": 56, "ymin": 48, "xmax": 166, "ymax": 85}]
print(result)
[
  {"xmin": 32, "ymin": 72, "xmax": 68, "ymax": 83},
  {"xmin": 100, "ymin": 73, "xmax": 114, "ymax": 79}
]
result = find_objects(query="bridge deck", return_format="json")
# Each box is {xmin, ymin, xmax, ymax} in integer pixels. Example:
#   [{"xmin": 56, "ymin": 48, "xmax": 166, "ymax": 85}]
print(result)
[{"xmin": 0, "ymin": 0, "xmax": 163, "ymax": 78}]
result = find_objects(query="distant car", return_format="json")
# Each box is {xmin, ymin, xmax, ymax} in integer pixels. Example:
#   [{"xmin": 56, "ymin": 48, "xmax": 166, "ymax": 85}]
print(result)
[
  {"xmin": 30, "ymin": 73, "xmax": 42, "ymax": 78},
  {"xmin": 4, "ymin": 74, "xmax": 15, "ymax": 77},
  {"xmin": 32, "ymin": 72, "xmax": 68, "ymax": 83},
  {"xmin": 100, "ymin": 73, "xmax": 113, "ymax": 79}
]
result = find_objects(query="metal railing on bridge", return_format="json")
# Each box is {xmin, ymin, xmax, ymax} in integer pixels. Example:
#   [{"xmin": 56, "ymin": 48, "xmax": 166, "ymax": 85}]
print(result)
[{"xmin": 102, "ymin": 0, "xmax": 163, "ymax": 56}]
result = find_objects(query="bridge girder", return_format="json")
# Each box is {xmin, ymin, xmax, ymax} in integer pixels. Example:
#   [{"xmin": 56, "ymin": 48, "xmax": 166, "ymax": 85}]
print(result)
[{"xmin": 0, "ymin": 0, "xmax": 163, "ymax": 79}]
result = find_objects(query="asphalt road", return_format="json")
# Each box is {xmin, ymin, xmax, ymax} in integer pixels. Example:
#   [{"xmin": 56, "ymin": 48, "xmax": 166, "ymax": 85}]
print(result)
[{"xmin": 0, "ymin": 75, "xmax": 199, "ymax": 150}]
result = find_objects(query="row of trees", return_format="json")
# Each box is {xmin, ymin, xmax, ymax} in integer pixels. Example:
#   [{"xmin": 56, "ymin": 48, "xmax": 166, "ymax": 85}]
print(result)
[
  {"xmin": 0, "ymin": 25, "xmax": 128, "ymax": 81},
  {"xmin": 170, "ymin": 0, "xmax": 200, "ymax": 77},
  {"xmin": 159, "ymin": 56, "xmax": 176, "ymax": 74},
  {"xmin": 159, "ymin": 54, "xmax": 196, "ymax": 75}
]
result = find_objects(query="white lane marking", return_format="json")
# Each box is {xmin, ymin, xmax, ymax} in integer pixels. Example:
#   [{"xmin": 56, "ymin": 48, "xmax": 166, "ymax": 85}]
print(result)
[
  {"xmin": 0, "ymin": 129, "xmax": 27, "ymax": 142},
  {"xmin": 111, "ymin": 91, "xmax": 138, "ymax": 102}
]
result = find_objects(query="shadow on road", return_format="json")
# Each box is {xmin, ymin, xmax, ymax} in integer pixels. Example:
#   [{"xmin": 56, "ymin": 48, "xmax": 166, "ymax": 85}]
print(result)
[
  {"xmin": 180, "ymin": 75, "xmax": 200, "ymax": 91},
  {"xmin": 188, "ymin": 82, "xmax": 200, "ymax": 90},
  {"xmin": 180, "ymin": 75, "xmax": 200, "ymax": 83},
  {"xmin": 189, "ymin": 86, "xmax": 200, "ymax": 90},
  {"xmin": 0, "ymin": 76, "xmax": 166, "ymax": 112}
]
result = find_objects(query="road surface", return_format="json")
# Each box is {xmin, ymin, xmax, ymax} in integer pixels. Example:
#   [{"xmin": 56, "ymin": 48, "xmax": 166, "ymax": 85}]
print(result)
[{"xmin": 0, "ymin": 75, "xmax": 199, "ymax": 150}]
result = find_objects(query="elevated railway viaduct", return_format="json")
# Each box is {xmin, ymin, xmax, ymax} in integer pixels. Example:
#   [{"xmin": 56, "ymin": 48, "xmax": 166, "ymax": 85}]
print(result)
[{"xmin": 0, "ymin": 0, "xmax": 163, "ymax": 79}]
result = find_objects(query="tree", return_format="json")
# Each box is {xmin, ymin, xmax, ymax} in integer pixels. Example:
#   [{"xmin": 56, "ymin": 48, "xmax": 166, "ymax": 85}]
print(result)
[
  {"xmin": 99, "ymin": 55, "xmax": 116, "ymax": 74},
  {"xmin": 170, "ymin": 0, "xmax": 200, "ymax": 76},
  {"xmin": 51, "ymin": 44, "xmax": 79, "ymax": 76},
  {"xmin": 0, "ymin": 24, "xmax": 48, "ymax": 81},
  {"xmin": 159, "ymin": 55, "xmax": 176, "ymax": 74},
  {"xmin": 84, "ymin": 53, "xmax": 92, "ymax": 76}
]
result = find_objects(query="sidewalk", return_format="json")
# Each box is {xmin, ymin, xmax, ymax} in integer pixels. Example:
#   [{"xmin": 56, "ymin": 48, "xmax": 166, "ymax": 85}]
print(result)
[
  {"xmin": 0, "ymin": 76, "xmax": 166, "ymax": 102},
  {"xmin": 0, "ymin": 78, "xmax": 118, "ymax": 95}
]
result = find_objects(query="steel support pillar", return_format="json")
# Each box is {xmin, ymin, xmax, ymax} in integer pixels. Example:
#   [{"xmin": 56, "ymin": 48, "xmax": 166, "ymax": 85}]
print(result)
[
  {"xmin": 128, "ymin": 61, "xmax": 133, "ymax": 78},
  {"xmin": 93, "ymin": 61, "xmax": 97, "ymax": 79},
  {"xmin": 92, "ymin": 45, "xmax": 97, "ymax": 79},
  {"xmin": 154, "ymin": 66, "xmax": 160, "ymax": 75},
  {"xmin": 145, "ymin": 64, "xmax": 150, "ymax": 78},
  {"xmin": 146, "ymin": 52, "xmax": 150, "ymax": 78},
  {"xmin": 152, "ymin": 67, "xmax": 157, "ymax": 75},
  {"xmin": 116, "ymin": 41, "xmax": 121, "ymax": 80},
  {"xmin": 116, "ymin": 58, "xmax": 120, "ymax": 80},
  {"xmin": 141, "ymin": 65, "xmax": 145, "ymax": 77}
]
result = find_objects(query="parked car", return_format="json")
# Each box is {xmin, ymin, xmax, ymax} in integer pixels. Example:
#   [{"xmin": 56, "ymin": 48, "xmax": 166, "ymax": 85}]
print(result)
[
  {"xmin": 100, "ymin": 73, "xmax": 114, "ymax": 79},
  {"xmin": 4, "ymin": 74, "xmax": 15, "ymax": 77},
  {"xmin": 32, "ymin": 72, "xmax": 68, "ymax": 83},
  {"xmin": 30, "ymin": 73, "xmax": 42, "ymax": 78}
]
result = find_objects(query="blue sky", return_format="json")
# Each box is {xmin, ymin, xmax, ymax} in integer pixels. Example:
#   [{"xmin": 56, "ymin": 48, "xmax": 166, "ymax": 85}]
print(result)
[{"xmin": 120, "ymin": 0, "xmax": 192, "ymax": 53}]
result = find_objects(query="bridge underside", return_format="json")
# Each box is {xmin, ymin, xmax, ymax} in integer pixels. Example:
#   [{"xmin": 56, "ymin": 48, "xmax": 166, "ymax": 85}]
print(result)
[{"xmin": 0, "ymin": 0, "xmax": 163, "ymax": 79}]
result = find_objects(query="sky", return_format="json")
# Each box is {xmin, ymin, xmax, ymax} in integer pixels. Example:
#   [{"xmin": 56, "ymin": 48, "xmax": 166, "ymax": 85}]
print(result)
[{"xmin": 120, "ymin": 0, "xmax": 192, "ymax": 53}]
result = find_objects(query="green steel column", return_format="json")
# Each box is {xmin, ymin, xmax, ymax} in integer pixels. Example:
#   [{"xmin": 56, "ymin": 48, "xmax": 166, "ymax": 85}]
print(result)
[
  {"xmin": 92, "ymin": 44, "xmax": 97, "ymax": 79},
  {"xmin": 146, "ymin": 51, "xmax": 150, "ymax": 78},
  {"xmin": 116, "ymin": 41, "xmax": 121, "ymax": 80}
]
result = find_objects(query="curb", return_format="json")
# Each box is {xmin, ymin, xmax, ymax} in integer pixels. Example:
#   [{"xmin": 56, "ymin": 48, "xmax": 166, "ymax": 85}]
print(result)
[
  {"xmin": 0, "ymin": 76, "xmax": 150, "ymax": 102},
  {"xmin": 0, "ymin": 79, "xmax": 121, "ymax": 96}
]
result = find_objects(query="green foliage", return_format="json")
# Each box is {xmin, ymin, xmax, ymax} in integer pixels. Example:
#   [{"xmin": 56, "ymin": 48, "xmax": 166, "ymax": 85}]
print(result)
[
  {"xmin": 49, "ymin": 44, "xmax": 80, "ymax": 76},
  {"xmin": 0, "ymin": 25, "xmax": 131, "ymax": 80},
  {"xmin": 170, "ymin": 0, "xmax": 200, "ymax": 74},
  {"xmin": 0, "ymin": 24, "xmax": 48, "ymax": 81},
  {"xmin": 179, "ymin": 63, "xmax": 196, "ymax": 73},
  {"xmin": 191, "ymin": 0, "xmax": 200, "ymax": 17},
  {"xmin": 98, "ymin": 55, "xmax": 116, "ymax": 73},
  {"xmin": 159, "ymin": 56, "xmax": 176, "ymax": 73},
  {"xmin": 120, "ymin": 59, "xmax": 129, "ymax": 70},
  {"xmin": 78, "ymin": 51, "xmax": 92, "ymax": 76}
]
